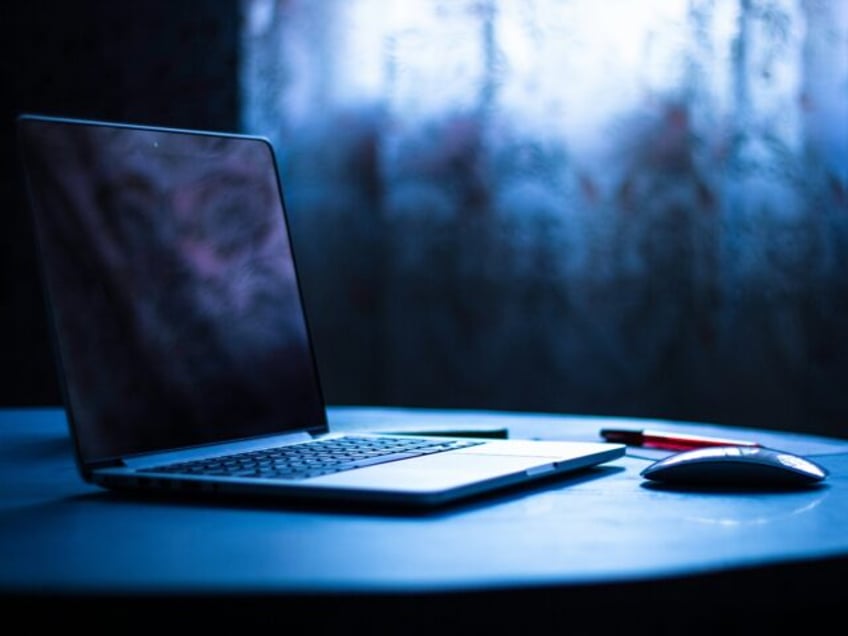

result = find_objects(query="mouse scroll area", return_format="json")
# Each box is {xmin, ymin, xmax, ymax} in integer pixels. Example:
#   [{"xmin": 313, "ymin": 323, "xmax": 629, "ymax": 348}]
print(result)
[{"xmin": 640, "ymin": 446, "xmax": 829, "ymax": 489}]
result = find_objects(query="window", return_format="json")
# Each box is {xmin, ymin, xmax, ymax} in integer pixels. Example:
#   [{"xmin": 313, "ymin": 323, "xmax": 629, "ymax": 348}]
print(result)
[{"xmin": 240, "ymin": 0, "xmax": 848, "ymax": 436}]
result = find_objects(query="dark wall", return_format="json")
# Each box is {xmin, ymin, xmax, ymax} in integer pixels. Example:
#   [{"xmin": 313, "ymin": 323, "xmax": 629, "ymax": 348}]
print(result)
[{"xmin": 1, "ymin": 1, "xmax": 240, "ymax": 405}]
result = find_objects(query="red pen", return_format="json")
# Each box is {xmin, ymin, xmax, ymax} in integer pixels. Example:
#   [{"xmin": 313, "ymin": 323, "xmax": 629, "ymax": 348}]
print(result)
[{"xmin": 600, "ymin": 428, "xmax": 761, "ymax": 452}]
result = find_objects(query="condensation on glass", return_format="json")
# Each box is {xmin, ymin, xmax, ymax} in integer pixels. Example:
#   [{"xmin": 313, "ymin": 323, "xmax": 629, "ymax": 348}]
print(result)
[{"xmin": 239, "ymin": 0, "xmax": 848, "ymax": 436}]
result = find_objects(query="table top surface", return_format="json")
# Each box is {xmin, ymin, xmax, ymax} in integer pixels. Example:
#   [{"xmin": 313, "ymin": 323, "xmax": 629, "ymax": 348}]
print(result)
[{"xmin": 2, "ymin": 405, "xmax": 848, "ymax": 599}]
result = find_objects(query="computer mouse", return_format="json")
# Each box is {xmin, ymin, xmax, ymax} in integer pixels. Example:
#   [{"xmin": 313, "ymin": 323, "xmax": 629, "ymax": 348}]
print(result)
[{"xmin": 640, "ymin": 445, "xmax": 829, "ymax": 489}]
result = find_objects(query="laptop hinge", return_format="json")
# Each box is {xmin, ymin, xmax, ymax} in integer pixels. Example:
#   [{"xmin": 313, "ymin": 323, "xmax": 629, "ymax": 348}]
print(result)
[{"xmin": 121, "ymin": 431, "xmax": 314, "ymax": 470}]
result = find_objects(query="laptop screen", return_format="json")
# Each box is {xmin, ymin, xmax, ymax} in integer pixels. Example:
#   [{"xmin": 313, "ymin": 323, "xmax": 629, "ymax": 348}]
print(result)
[{"xmin": 18, "ymin": 116, "xmax": 327, "ymax": 463}]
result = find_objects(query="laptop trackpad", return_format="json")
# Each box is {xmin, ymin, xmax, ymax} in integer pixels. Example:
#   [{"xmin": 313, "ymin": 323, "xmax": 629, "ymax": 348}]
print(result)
[{"xmin": 307, "ymin": 452, "xmax": 550, "ymax": 492}]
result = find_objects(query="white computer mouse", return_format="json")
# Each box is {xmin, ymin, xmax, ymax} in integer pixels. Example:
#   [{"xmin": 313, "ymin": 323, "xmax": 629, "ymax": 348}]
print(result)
[{"xmin": 640, "ymin": 445, "xmax": 829, "ymax": 488}]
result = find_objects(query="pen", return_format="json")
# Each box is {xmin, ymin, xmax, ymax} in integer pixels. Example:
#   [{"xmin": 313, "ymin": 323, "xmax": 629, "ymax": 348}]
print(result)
[
  {"xmin": 599, "ymin": 428, "xmax": 760, "ymax": 451},
  {"xmin": 377, "ymin": 428, "xmax": 510, "ymax": 439}
]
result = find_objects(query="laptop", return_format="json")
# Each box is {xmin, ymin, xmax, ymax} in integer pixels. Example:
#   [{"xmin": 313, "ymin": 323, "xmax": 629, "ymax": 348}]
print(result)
[{"xmin": 16, "ymin": 113, "xmax": 625, "ymax": 508}]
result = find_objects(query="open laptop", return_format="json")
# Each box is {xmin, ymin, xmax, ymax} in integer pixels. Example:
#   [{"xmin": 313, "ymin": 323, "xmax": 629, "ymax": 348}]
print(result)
[{"xmin": 16, "ymin": 113, "xmax": 625, "ymax": 508}]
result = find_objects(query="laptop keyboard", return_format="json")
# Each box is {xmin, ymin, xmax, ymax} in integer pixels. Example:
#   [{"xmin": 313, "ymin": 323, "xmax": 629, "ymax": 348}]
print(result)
[{"xmin": 140, "ymin": 435, "xmax": 484, "ymax": 481}]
